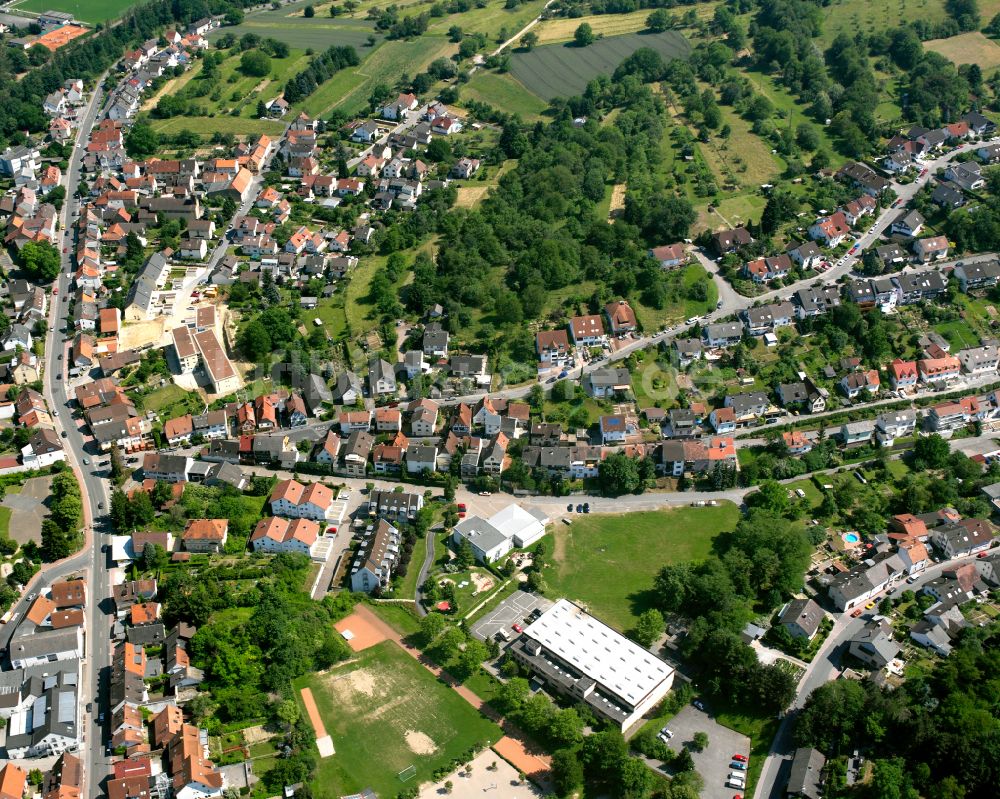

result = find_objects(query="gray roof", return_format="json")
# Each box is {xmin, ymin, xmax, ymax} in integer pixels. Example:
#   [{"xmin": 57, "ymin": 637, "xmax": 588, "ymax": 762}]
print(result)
[
  {"xmin": 125, "ymin": 251, "xmax": 166, "ymax": 313},
  {"xmin": 454, "ymin": 516, "xmax": 507, "ymax": 553},
  {"xmin": 588, "ymin": 367, "xmax": 631, "ymax": 387},
  {"xmin": 787, "ymin": 748, "xmax": 826, "ymax": 799},
  {"xmin": 779, "ymin": 597, "xmax": 824, "ymax": 637},
  {"xmin": 9, "ymin": 628, "xmax": 80, "ymax": 662}
]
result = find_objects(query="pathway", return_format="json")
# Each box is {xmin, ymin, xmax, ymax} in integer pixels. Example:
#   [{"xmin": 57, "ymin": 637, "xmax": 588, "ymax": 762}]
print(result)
[{"xmin": 299, "ymin": 687, "xmax": 335, "ymax": 757}]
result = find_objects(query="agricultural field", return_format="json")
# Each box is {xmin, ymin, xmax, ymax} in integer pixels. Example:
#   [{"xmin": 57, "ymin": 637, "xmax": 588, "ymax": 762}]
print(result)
[
  {"xmin": 510, "ymin": 30, "xmax": 691, "ymax": 101},
  {"xmin": 543, "ymin": 504, "xmax": 740, "ymax": 631},
  {"xmin": 424, "ymin": 0, "xmax": 548, "ymax": 40},
  {"xmin": 461, "ymin": 71, "xmax": 549, "ymax": 121},
  {"xmin": 294, "ymin": 641, "xmax": 501, "ymax": 798},
  {"xmin": 14, "ymin": 0, "xmax": 140, "ymax": 24},
  {"xmin": 926, "ymin": 31, "xmax": 1000, "ymax": 69}
]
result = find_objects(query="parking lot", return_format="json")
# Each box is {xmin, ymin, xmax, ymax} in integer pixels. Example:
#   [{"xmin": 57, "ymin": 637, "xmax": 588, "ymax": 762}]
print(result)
[
  {"xmin": 470, "ymin": 590, "xmax": 553, "ymax": 643},
  {"xmin": 661, "ymin": 706, "xmax": 751, "ymax": 799}
]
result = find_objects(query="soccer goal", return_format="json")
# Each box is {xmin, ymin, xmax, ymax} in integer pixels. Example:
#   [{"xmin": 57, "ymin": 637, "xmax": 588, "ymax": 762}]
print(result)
[{"xmin": 398, "ymin": 765, "xmax": 417, "ymax": 783}]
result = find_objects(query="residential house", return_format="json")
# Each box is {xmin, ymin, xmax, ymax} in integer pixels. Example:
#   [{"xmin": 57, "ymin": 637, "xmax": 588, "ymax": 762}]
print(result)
[
  {"xmin": 808, "ymin": 212, "xmax": 850, "ymax": 247},
  {"xmin": 536, "ymin": 329, "xmax": 571, "ymax": 368},
  {"xmin": 955, "ymin": 260, "xmax": 1000, "ymax": 292},
  {"xmin": 585, "ymin": 367, "xmax": 631, "ymax": 399},
  {"xmin": 847, "ymin": 617, "xmax": 900, "ymax": 669},
  {"xmin": 702, "ymin": 322, "xmax": 743, "ymax": 348},
  {"xmin": 913, "ymin": 236, "xmax": 950, "ymax": 263},
  {"xmin": 840, "ymin": 369, "xmax": 880, "ymax": 399},
  {"xmin": 743, "ymin": 254, "xmax": 791, "ymax": 283},
  {"xmin": 711, "ymin": 227, "xmax": 753, "ymax": 255},
  {"xmin": 778, "ymin": 598, "xmax": 825, "ymax": 640},
  {"xmin": 250, "ymin": 517, "xmax": 320, "ymax": 556},
  {"xmin": 891, "ymin": 209, "xmax": 925, "ymax": 237},
  {"xmin": 918, "ymin": 356, "xmax": 961, "ymax": 384},
  {"xmin": 875, "ymin": 410, "xmax": 917, "ymax": 445},
  {"xmin": 649, "ymin": 243, "xmax": 687, "ymax": 268},
  {"xmin": 568, "ymin": 315, "xmax": 606, "ymax": 346},
  {"xmin": 270, "ymin": 479, "xmax": 336, "ymax": 521},
  {"xmin": 182, "ymin": 519, "xmax": 228, "ymax": 553},
  {"xmin": 604, "ymin": 300, "xmax": 638, "ymax": 335}
]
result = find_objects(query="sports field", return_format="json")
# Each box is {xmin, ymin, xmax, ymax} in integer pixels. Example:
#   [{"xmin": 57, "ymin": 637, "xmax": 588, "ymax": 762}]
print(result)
[
  {"xmin": 294, "ymin": 640, "xmax": 501, "ymax": 798},
  {"xmin": 545, "ymin": 504, "xmax": 740, "ymax": 630},
  {"xmin": 14, "ymin": 0, "xmax": 140, "ymax": 24},
  {"xmin": 510, "ymin": 30, "xmax": 691, "ymax": 100}
]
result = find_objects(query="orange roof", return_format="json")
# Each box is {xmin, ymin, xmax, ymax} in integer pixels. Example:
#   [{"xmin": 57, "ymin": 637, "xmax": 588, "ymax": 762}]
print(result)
[
  {"xmin": 707, "ymin": 436, "xmax": 736, "ymax": 460},
  {"xmin": 270, "ymin": 478, "xmax": 304, "ymax": 505},
  {"xmin": 130, "ymin": 602, "xmax": 160, "ymax": 625},
  {"xmin": 152, "ymin": 705, "xmax": 184, "ymax": 748},
  {"xmin": 182, "ymin": 519, "xmax": 228, "ymax": 541},
  {"xmin": 0, "ymin": 764, "xmax": 27, "ymax": 799},
  {"xmin": 26, "ymin": 595, "xmax": 55, "ymax": 625},
  {"xmin": 891, "ymin": 513, "xmax": 928, "ymax": 538},
  {"xmin": 99, "ymin": 308, "xmax": 120, "ymax": 334},
  {"xmin": 229, "ymin": 167, "xmax": 252, "ymax": 195},
  {"xmin": 122, "ymin": 642, "xmax": 146, "ymax": 677}
]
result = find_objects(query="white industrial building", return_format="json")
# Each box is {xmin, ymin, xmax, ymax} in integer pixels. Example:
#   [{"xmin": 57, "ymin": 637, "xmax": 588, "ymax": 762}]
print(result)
[{"xmin": 509, "ymin": 599, "xmax": 674, "ymax": 731}]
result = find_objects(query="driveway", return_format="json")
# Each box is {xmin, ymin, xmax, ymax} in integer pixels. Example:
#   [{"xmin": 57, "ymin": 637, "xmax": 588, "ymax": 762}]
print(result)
[{"xmin": 662, "ymin": 706, "xmax": 750, "ymax": 799}]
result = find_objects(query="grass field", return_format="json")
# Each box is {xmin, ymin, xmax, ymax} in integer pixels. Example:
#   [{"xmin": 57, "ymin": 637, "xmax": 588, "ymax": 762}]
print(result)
[
  {"xmin": 818, "ymin": 0, "xmax": 948, "ymax": 45},
  {"xmin": 462, "ymin": 71, "xmax": 549, "ymax": 121},
  {"xmin": 426, "ymin": 0, "xmax": 548, "ymax": 40},
  {"xmin": 298, "ymin": 36, "xmax": 457, "ymax": 117},
  {"xmin": 295, "ymin": 641, "xmax": 501, "ymax": 798},
  {"xmin": 926, "ymin": 30, "xmax": 1000, "ymax": 68},
  {"xmin": 0, "ymin": 506, "xmax": 10, "ymax": 538},
  {"xmin": 208, "ymin": 11, "xmax": 376, "ymax": 51},
  {"xmin": 149, "ymin": 115, "xmax": 288, "ymax": 138},
  {"xmin": 544, "ymin": 504, "xmax": 741, "ymax": 631},
  {"xmin": 510, "ymin": 30, "xmax": 691, "ymax": 101},
  {"xmin": 14, "ymin": 0, "xmax": 140, "ymax": 24}
]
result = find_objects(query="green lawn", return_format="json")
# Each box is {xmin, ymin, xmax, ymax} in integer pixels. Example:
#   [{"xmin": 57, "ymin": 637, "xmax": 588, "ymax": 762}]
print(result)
[
  {"xmin": 16, "ymin": 0, "xmax": 139, "ymax": 24},
  {"xmin": 148, "ymin": 116, "xmax": 287, "ymax": 138},
  {"xmin": 934, "ymin": 320, "xmax": 981, "ymax": 351},
  {"xmin": 462, "ymin": 70, "xmax": 549, "ymax": 121},
  {"xmin": 0, "ymin": 506, "xmax": 10, "ymax": 538},
  {"xmin": 295, "ymin": 640, "xmax": 501, "ymax": 798},
  {"xmin": 136, "ymin": 383, "xmax": 202, "ymax": 419},
  {"xmin": 544, "ymin": 504, "xmax": 741, "ymax": 631}
]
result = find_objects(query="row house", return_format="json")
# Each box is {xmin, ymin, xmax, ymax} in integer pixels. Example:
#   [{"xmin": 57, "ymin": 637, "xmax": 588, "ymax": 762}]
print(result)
[
  {"xmin": 955, "ymin": 260, "xmax": 1000, "ymax": 292},
  {"xmin": 522, "ymin": 445, "xmax": 603, "ymax": 480},
  {"xmin": 958, "ymin": 344, "xmax": 1000, "ymax": 376}
]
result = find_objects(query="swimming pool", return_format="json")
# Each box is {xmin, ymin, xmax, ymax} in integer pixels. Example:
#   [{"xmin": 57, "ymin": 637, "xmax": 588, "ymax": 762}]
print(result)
[{"xmin": 843, "ymin": 532, "xmax": 860, "ymax": 544}]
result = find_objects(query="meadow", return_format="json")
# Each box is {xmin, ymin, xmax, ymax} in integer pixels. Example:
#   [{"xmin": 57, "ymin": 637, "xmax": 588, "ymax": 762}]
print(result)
[
  {"xmin": 543, "ymin": 503, "xmax": 741, "ymax": 631},
  {"xmin": 294, "ymin": 641, "xmax": 501, "ymax": 798},
  {"xmin": 926, "ymin": 30, "xmax": 1000, "ymax": 69},
  {"xmin": 462, "ymin": 70, "xmax": 549, "ymax": 121},
  {"xmin": 208, "ymin": 15, "xmax": 376, "ymax": 51},
  {"xmin": 15, "ymin": 0, "xmax": 140, "ymax": 24},
  {"xmin": 510, "ymin": 30, "xmax": 691, "ymax": 101}
]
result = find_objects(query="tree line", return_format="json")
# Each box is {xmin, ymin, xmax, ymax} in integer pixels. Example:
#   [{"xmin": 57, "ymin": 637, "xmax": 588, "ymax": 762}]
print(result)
[{"xmin": 281, "ymin": 45, "xmax": 360, "ymax": 105}]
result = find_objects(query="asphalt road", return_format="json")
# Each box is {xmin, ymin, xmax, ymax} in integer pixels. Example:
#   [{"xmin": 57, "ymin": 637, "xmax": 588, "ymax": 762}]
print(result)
[{"xmin": 41, "ymin": 77, "xmax": 114, "ymax": 799}]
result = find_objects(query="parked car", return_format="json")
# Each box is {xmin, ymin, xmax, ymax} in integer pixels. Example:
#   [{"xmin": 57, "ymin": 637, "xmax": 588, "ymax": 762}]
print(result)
[
  {"xmin": 851, "ymin": 608, "xmax": 863, "ymax": 618},
  {"xmin": 692, "ymin": 698, "xmax": 705, "ymax": 711},
  {"xmin": 732, "ymin": 754, "xmax": 747, "ymax": 762},
  {"xmin": 567, "ymin": 504, "xmax": 573, "ymax": 512}
]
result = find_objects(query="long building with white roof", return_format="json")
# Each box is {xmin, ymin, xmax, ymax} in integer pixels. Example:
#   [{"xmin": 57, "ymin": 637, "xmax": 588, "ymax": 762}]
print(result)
[{"xmin": 509, "ymin": 599, "xmax": 674, "ymax": 731}]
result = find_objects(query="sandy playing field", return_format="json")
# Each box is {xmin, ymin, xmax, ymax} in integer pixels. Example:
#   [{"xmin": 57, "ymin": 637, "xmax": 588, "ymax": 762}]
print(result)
[
  {"xmin": 334, "ymin": 609, "xmax": 390, "ymax": 652},
  {"xmin": 300, "ymin": 687, "xmax": 335, "ymax": 757}
]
